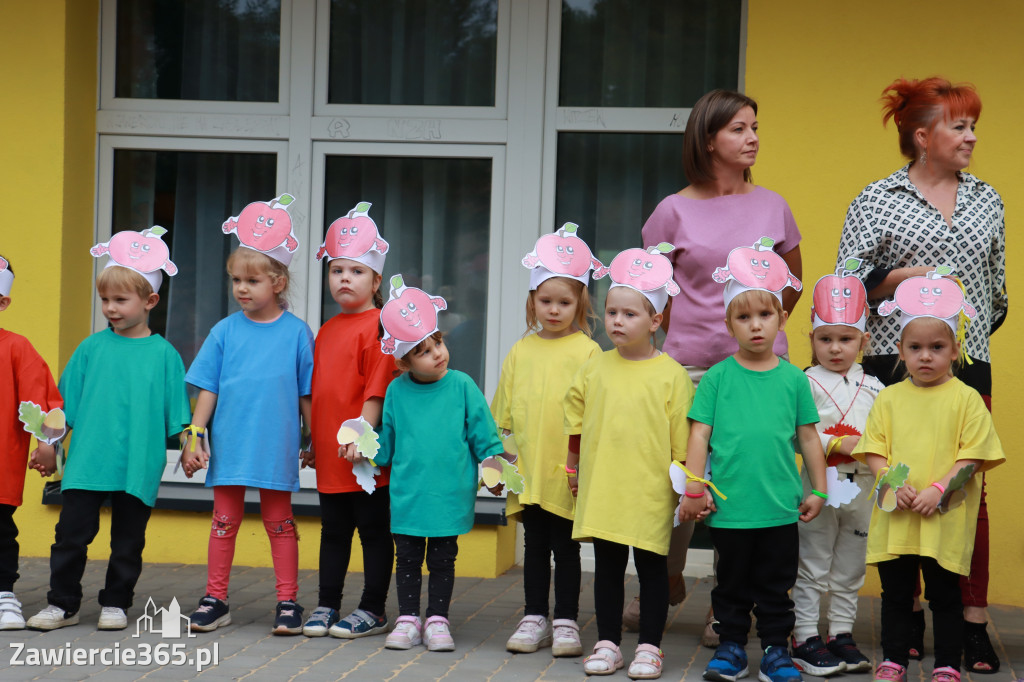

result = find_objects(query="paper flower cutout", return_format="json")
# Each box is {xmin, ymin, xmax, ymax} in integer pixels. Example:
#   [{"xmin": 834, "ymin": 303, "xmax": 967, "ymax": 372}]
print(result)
[
  {"xmin": 877, "ymin": 266, "xmax": 977, "ymax": 320},
  {"xmin": 713, "ymin": 237, "xmax": 802, "ymax": 293},
  {"xmin": 480, "ymin": 453, "xmax": 525, "ymax": 495},
  {"xmin": 316, "ymin": 201, "xmax": 389, "ymax": 263},
  {"xmin": 825, "ymin": 466, "xmax": 861, "ymax": 508},
  {"xmin": 939, "ymin": 462, "xmax": 977, "ymax": 514},
  {"xmin": 875, "ymin": 462, "xmax": 910, "ymax": 512},
  {"xmin": 222, "ymin": 194, "xmax": 299, "ymax": 256},
  {"xmin": 607, "ymin": 243, "xmax": 680, "ymax": 294},
  {"xmin": 18, "ymin": 401, "xmax": 66, "ymax": 445},
  {"xmin": 522, "ymin": 222, "xmax": 607, "ymax": 279},
  {"xmin": 379, "ymin": 274, "xmax": 448, "ymax": 356},
  {"xmin": 90, "ymin": 226, "xmax": 178, "ymax": 276}
]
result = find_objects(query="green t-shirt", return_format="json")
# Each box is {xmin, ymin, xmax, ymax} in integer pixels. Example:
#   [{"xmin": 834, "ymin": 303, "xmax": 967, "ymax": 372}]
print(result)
[
  {"xmin": 688, "ymin": 356, "xmax": 819, "ymax": 529},
  {"xmin": 59, "ymin": 330, "xmax": 191, "ymax": 507}
]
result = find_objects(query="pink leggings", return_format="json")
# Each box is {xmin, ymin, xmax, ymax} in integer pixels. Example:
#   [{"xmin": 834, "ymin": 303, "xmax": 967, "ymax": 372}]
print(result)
[{"xmin": 206, "ymin": 486, "xmax": 298, "ymax": 602}]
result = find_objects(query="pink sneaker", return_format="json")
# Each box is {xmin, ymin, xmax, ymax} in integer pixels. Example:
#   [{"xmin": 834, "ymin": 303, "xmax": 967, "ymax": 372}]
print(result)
[
  {"xmin": 873, "ymin": 661, "xmax": 907, "ymax": 682},
  {"xmin": 384, "ymin": 615, "xmax": 421, "ymax": 650},
  {"xmin": 931, "ymin": 667, "xmax": 960, "ymax": 682},
  {"xmin": 423, "ymin": 615, "xmax": 455, "ymax": 651}
]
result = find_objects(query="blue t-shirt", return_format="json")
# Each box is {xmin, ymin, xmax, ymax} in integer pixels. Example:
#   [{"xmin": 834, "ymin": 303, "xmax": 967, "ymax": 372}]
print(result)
[
  {"xmin": 376, "ymin": 370, "xmax": 504, "ymax": 537},
  {"xmin": 186, "ymin": 311, "xmax": 314, "ymax": 491},
  {"xmin": 688, "ymin": 356, "xmax": 819, "ymax": 529}
]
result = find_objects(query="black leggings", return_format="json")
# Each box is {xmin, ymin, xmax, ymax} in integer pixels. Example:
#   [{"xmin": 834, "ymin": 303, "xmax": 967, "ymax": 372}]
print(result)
[
  {"xmin": 592, "ymin": 538, "xmax": 667, "ymax": 647},
  {"xmin": 521, "ymin": 505, "xmax": 581, "ymax": 621},
  {"xmin": 393, "ymin": 534, "xmax": 458, "ymax": 619},
  {"xmin": 316, "ymin": 486, "xmax": 393, "ymax": 615}
]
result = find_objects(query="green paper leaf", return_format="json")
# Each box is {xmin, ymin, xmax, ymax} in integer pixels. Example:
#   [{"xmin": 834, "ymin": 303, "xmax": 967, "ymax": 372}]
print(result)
[
  {"xmin": 935, "ymin": 265, "xmax": 953, "ymax": 276},
  {"xmin": 655, "ymin": 242, "xmax": 673, "ymax": 253},
  {"xmin": 499, "ymin": 458, "xmax": 526, "ymax": 495},
  {"xmin": 356, "ymin": 428, "xmax": 381, "ymax": 462},
  {"xmin": 390, "ymin": 274, "xmax": 405, "ymax": 291},
  {"xmin": 844, "ymin": 257, "xmax": 862, "ymax": 272},
  {"xmin": 355, "ymin": 201, "xmax": 372, "ymax": 213},
  {"xmin": 759, "ymin": 237, "xmax": 776, "ymax": 248},
  {"xmin": 149, "ymin": 225, "xmax": 167, "ymax": 237},
  {"xmin": 18, "ymin": 401, "xmax": 45, "ymax": 438},
  {"xmin": 947, "ymin": 462, "xmax": 976, "ymax": 492},
  {"xmin": 561, "ymin": 222, "xmax": 579, "ymax": 235},
  {"xmin": 277, "ymin": 193, "xmax": 294, "ymax": 206},
  {"xmin": 883, "ymin": 462, "xmax": 910, "ymax": 489}
]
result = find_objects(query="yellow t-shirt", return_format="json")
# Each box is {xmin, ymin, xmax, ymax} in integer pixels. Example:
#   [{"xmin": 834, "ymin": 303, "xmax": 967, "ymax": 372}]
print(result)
[
  {"xmin": 564, "ymin": 350, "xmax": 694, "ymax": 555},
  {"xmin": 490, "ymin": 331, "xmax": 601, "ymax": 521},
  {"xmin": 852, "ymin": 378, "xmax": 1005, "ymax": 574}
]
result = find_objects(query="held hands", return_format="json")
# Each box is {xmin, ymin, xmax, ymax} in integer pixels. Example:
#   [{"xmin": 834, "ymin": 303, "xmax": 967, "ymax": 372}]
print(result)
[
  {"xmin": 678, "ymin": 490, "xmax": 714, "ymax": 522},
  {"xmin": 300, "ymin": 448, "xmax": 315, "ymax": 469},
  {"xmin": 339, "ymin": 442, "xmax": 365, "ymax": 464},
  {"xmin": 28, "ymin": 443, "xmax": 57, "ymax": 477},
  {"xmin": 798, "ymin": 493, "xmax": 825, "ymax": 523},
  {"xmin": 180, "ymin": 434, "xmax": 209, "ymax": 479}
]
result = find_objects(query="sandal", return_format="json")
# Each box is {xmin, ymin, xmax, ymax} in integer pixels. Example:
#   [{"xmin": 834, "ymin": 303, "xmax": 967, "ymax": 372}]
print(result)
[
  {"xmin": 908, "ymin": 609, "xmax": 925, "ymax": 660},
  {"xmin": 584, "ymin": 640, "xmax": 624, "ymax": 676},
  {"xmin": 963, "ymin": 621, "xmax": 999, "ymax": 674},
  {"xmin": 627, "ymin": 643, "xmax": 664, "ymax": 680}
]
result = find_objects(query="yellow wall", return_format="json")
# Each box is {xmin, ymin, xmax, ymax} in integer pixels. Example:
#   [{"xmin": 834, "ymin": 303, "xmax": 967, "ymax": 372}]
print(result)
[{"xmin": 746, "ymin": 0, "xmax": 1024, "ymax": 605}]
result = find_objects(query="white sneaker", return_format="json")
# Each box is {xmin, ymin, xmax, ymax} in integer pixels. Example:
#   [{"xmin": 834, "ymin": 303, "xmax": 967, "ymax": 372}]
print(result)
[
  {"xmin": 552, "ymin": 618, "xmax": 584, "ymax": 657},
  {"xmin": 0, "ymin": 592, "xmax": 25, "ymax": 630},
  {"xmin": 506, "ymin": 615, "xmax": 552, "ymax": 653},
  {"xmin": 423, "ymin": 615, "xmax": 455, "ymax": 651},
  {"xmin": 27, "ymin": 604, "xmax": 79, "ymax": 631},
  {"xmin": 385, "ymin": 615, "xmax": 422, "ymax": 650},
  {"xmin": 98, "ymin": 606, "xmax": 128, "ymax": 630}
]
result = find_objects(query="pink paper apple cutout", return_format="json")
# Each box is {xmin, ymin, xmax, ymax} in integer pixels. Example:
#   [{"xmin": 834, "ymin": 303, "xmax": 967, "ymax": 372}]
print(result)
[
  {"xmin": 878, "ymin": 266, "xmax": 977, "ymax": 319},
  {"xmin": 316, "ymin": 201, "xmax": 389, "ymax": 262},
  {"xmin": 223, "ymin": 194, "xmax": 299, "ymax": 254},
  {"xmin": 812, "ymin": 258, "xmax": 868, "ymax": 326},
  {"xmin": 0, "ymin": 256, "xmax": 8, "ymax": 272},
  {"xmin": 607, "ymin": 243, "xmax": 680, "ymax": 294},
  {"xmin": 712, "ymin": 237, "xmax": 801, "ymax": 294},
  {"xmin": 380, "ymin": 274, "xmax": 448, "ymax": 354},
  {"xmin": 90, "ymin": 226, "xmax": 178, "ymax": 275},
  {"xmin": 522, "ymin": 222, "xmax": 608, "ymax": 278}
]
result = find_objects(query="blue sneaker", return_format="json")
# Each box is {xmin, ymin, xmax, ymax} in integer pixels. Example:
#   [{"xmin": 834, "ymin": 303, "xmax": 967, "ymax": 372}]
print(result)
[
  {"xmin": 759, "ymin": 646, "xmax": 803, "ymax": 682},
  {"xmin": 329, "ymin": 608, "xmax": 389, "ymax": 639},
  {"xmin": 705, "ymin": 641, "xmax": 750, "ymax": 682},
  {"xmin": 302, "ymin": 606, "xmax": 340, "ymax": 637}
]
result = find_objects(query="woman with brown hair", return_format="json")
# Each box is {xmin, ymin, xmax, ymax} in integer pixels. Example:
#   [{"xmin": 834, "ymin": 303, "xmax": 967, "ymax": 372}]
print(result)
[{"xmin": 837, "ymin": 76, "xmax": 1006, "ymax": 676}]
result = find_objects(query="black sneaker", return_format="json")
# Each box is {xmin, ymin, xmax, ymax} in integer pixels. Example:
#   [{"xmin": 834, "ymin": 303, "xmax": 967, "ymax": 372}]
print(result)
[
  {"xmin": 826, "ymin": 633, "xmax": 871, "ymax": 673},
  {"xmin": 791, "ymin": 636, "xmax": 846, "ymax": 676},
  {"xmin": 189, "ymin": 596, "xmax": 231, "ymax": 632},
  {"xmin": 272, "ymin": 600, "xmax": 304, "ymax": 636}
]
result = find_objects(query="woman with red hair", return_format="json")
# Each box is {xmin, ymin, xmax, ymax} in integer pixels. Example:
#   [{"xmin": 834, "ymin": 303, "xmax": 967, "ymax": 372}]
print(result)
[{"xmin": 837, "ymin": 77, "xmax": 1006, "ymax": 679}]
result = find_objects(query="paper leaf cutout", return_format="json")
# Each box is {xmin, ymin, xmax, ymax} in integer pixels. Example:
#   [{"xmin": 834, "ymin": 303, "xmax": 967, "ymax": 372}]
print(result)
[
  {"xmin": 875, "ymin": 462, "xmax": 910, "ymax": 512},
  {"xmin": 759, "ymin": 236, "xmax": 775, "ymax": 248},
  {"xmin": 653, "ymin": 242, "xmax": 673, "ymax": 254},
  {"xmin": 882, "ymin": 462, "xmax": 910, "ymax": 489},
  {"xmin": 336, "ymin": 417, "xmax": 380, "ymax": 463},
  {"xmin": 500, "ymin": 431, "xmax": 519, "ymax": 458},
  {"xmin": 351, "ymin": 460, "xmax": 381, "ymax": 494},
  {"xmin": 843, "ymin": 257, "xmax": 862, "ymax": 272},
  {"xmin": 390, "ymin": 274, "xmax": 404, "ymax": 292},
  {"xmin": 939, "ymin": 462, "xmax": 977, "ymax": 514},
  {"xmin": 277, "ymin": 193, "xmax": 294, "ymax": 206},
  {"xmin": 354, "ymin": 201, "xmax": 371, "ymax": 213},
  {"xmin": 935, "ymin": 265, "xmax": 953, "ymax": 277},
  {"xmin": 669, "ymin": 461, "xmax": 686, "ymax": 494},
  {"xmin": 825, "ymin": 466, "xmax": 861, "ymax": 508},
  {"xmin": 480, "ymin": 455, "xmax": 525, "ymax": 495},
  {"xmin": 18, "ymin": 401, "xmax": 66, "ymax": 444}
]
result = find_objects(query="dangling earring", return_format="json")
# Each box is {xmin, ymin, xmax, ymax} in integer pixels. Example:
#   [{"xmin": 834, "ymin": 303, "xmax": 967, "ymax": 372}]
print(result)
[
  {"xmin": 919, "ymin": 151, "xmax": 927, "ymax": 166},
  {"xmin": 707, "ymin": 145, "xmax": 714, "ymax": 153}
]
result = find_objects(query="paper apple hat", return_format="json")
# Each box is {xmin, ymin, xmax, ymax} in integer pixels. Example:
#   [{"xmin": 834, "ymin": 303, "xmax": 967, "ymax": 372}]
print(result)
[
  {"xmin": 877, "ymin": 266, "xmax": 976, "ymax": 338},
  {"xmin": 379, "ymin": 274, "xmax": 448, "ymax": 357},
  {"xmin": 713, "ymin": 237, "xmax": 802, "ymax": 309},
  {"xmin": 222, "ymin": 193, "xmax": 300, "ymax": 266},
  {"xmin": 90, "ymin": 226, "xmax": 178, "ymax": 292},
  {"xmin": 316, "ymin": 201, "xmax": 389, "ymax": 274},
  {"xmin": 522, "ymin": 222, "xmax": 607, "ymax": 290},
  {"xmin": 811, "ymin": 258, "xmax": 870, "ymax": 332},
  {"xmin": 606, "ymin": 243, "xmax": 680, "ymax": 313},
  {"xmin": 0, "ymin": 255, "xmax": 12, "ymax": 296}
]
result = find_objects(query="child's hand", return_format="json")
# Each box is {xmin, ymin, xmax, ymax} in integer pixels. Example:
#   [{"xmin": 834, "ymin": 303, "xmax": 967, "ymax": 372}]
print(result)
[
  {"xmin": 678, "ymin": 492, "xmax": 709, "ymax": 522},
  {"xmin": 911, "ymin": 484, "xmax": 942, "ymax": 517},
  {"xmin": 838, "ymin": 435, "xmax": 860, "ymax": 456},
  {"xmin": 895, "ymin": 484, "xmax": 917, "ymax": 510},
  {"xmin": 340, "ymin": 442, "xmax": 365, "ymax": 463},
  {"xmin": 300, "ymin": 448, "xmax": 315, "ymax": 469},
  {"xmin": 566, "ymin": 471, "xmax": 578, "ymax": 497},
  {"xmin": 798, "ymin": 493, "xmax": 825, "ymax": 522},
  {"xmin": 29, "ymin": 443, "xmax": 57, "ymax": 477},
  {"xmin": 180, "ymin": 447, "xmax": 209, "ymax": 479}
]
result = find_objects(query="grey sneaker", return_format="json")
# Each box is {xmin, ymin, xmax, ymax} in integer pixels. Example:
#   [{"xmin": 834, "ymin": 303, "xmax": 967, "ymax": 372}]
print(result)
[
  {"xmin": 27, "ymin": 604, "xmax": 79, "ymax": 631},
  {"xmin": 303, "ymin": 606, "xmax": 340, "ymax": 637},
  {"xmin": 329, "ymin": 608, "xmax": 388, "ymax": 639},
  {"xmin": 98, "ymin": 606, "xmax": 128, "ymax": 630}
]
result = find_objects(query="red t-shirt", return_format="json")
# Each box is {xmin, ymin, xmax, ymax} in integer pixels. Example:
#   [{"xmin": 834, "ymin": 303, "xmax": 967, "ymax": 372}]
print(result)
[
  {"xmin": 311, "ymin": 309, "xmax": 397, "ymax": 493},
  {"xmin": 0, "ymin": 329, "xmax": 63, "ymax": 506}
]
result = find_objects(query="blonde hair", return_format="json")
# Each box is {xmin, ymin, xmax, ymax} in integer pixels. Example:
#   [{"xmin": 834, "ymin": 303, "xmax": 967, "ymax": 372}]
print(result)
[
  {"xmin": 525, "ymin": 277, "xmax": 595, "ymax": 337},
  {"xmin": 227, "ymin": 248, "xmax": 290, "ymax": 306},
  {"xmin": 726, "ymin": 289, "xmax": 783, "ymax": 321},
  {"xmin": 96, "ymin": 266, "xmax": 154, "ymax": 298},
  {"xmin": 395, "ymin": 331, "xmax": 444, "ymax": 369}
]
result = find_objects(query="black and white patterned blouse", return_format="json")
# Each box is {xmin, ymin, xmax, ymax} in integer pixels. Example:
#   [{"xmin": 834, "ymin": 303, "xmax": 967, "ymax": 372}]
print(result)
[{"xmin": 837, "ymin": 165, "xmax": 1007, "ymax": 362}]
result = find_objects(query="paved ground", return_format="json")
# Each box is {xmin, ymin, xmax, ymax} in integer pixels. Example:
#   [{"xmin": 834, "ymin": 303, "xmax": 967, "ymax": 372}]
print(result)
[{"xmin": 1, "ymin": 558, "xmax": 1021, "ymax": 681}]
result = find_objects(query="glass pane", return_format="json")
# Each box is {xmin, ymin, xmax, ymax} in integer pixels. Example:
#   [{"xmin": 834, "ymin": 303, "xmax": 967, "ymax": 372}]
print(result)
[
  {"xmin": 115, "ymin": 0, "xmax": 281, "ymax": 101},
  {"xmin": 111, "ymin": 149, "xmax": 278, "ymax": 370},
  {"xmin": 560, "ymin": 0, "xmax": 741, "ymax": 107},
  {"xmin": 555, "ymin": 132, "xmax": 684, "ymax": 348},
  {"xmin": 321, "ymin": 155, "xmax": 492, "ymax": 388},
  {"xmin": 328, "ymin": 0, "xmax": 498, "ymax": 106}
]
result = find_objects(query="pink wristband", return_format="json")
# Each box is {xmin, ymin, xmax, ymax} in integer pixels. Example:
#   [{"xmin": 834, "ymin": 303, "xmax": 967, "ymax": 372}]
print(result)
[
  {"xmin": 683, "ymin": 490, "xmax": 705, "ymax": 499},
  {"xmin": 930, "ymin": 482, "xmax": 946, "ymax": 494}
]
